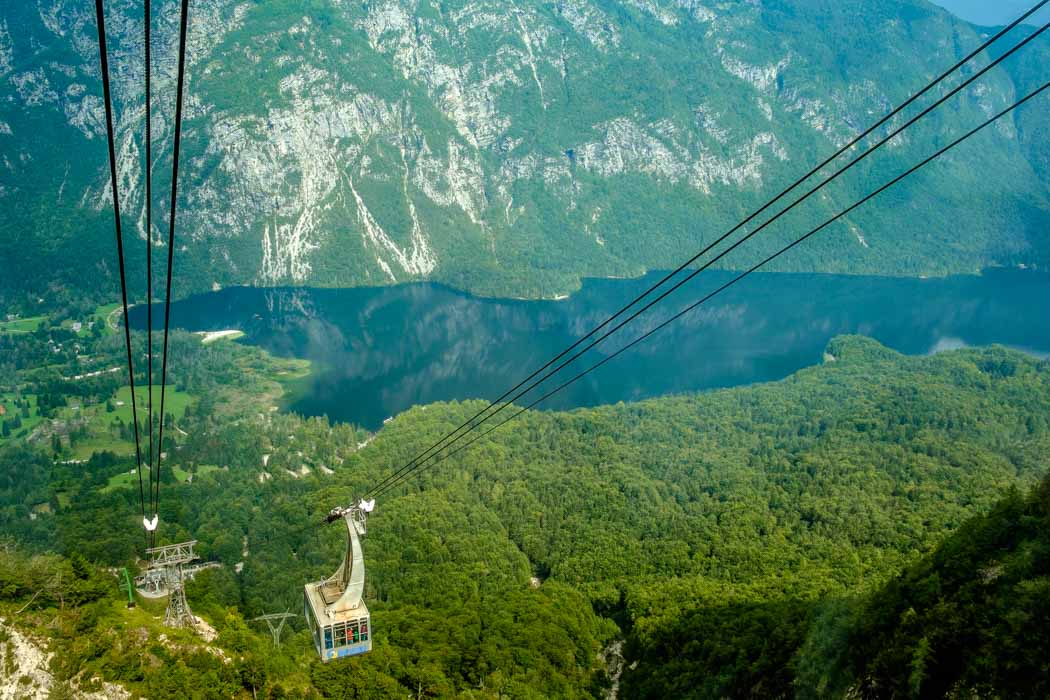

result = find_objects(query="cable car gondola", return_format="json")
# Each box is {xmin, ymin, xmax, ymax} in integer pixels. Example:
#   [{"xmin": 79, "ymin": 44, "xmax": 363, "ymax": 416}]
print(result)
[{"xmin": 304, "ymin": 499, "xmax": 375, "ymax": 662}]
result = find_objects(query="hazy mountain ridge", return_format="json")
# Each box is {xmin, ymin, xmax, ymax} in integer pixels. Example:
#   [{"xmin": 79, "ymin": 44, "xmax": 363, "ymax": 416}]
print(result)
[{"xmin": 1, "ymin": 0, "xmax": 1048, "ymax": 308}]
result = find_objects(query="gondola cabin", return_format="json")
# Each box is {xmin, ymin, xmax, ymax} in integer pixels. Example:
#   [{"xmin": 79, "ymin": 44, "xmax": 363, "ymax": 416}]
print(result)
[
  {"xmin": 305, "ymin": 500, "xmax": 374, "ymax": 662},
  {"xmin": 304, "ymin": 585, "xmax": 371, "ymax": 661}
]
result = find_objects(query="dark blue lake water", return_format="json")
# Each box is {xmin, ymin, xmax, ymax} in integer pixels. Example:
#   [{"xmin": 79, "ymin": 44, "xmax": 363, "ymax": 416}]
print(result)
[{"xmin": 129, "ymin": 268, "xmax": 1050, "ymax": 430}]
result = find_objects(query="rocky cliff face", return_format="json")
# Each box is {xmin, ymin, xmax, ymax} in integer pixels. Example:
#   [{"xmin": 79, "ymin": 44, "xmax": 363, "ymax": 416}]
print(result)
[
  {"xmin": 0, "ymin": 619, "xmax": 129, "ymax": 699},
  {"xmin": 0, "ymin": 0, "xmax": 1047, "ymax": 304}
]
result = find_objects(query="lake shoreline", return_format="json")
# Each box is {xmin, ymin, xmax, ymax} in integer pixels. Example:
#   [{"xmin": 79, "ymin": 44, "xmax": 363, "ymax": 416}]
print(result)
[
  {"xmin": 182, "ymin": 262, "xmax": 1046, "ymax": 311},
  {"xmin": 129, "ymin": 267, "xmax": 1050, "ymax": 431}
]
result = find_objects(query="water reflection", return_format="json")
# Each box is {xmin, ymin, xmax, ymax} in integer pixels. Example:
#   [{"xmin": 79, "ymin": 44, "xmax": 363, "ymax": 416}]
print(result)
[{"xmin": 129, "ymin": 269, "xmax": 1050, "ymax": 429}]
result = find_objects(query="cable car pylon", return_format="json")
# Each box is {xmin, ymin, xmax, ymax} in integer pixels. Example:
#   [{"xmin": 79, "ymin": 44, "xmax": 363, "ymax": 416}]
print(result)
[
  {"xmin": 251, "ymin": 611, "xmax": 298, "ymax": 648},
  {"xmin": 304, "ymin": 499, "xmax": 375, "ymax": 661},
  {"xmin": 144, "ymin": 540, "xmax": 199, "ymax": 628}
]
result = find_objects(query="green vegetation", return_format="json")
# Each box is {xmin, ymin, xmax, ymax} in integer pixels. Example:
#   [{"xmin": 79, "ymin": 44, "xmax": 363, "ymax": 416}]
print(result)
[
  {"xmin": 6, "ymin": 0, "xmax": 1048, "ymax": 693},
  {"xmin": 0, "ymin": 547, "xmax": 273, "ymax": 698},
  {"xmin": 621, "ymin": 471, "xmax": 1050, "ymax": 698},
  {"xmin": 0, "ymin": 315, "xmax": 46, "ymax": 334},
  {"xmin": 103, "ymin": 464, "xmax": 221, "ymax": 492},
  {"xmin": 0, "ymin": 392, "xmax": 44, "ymax": 445},
  {"xmin": 0, "ymin": 305, "xmax": 308, "ymax": 457},
  {"xmin": 109, "ymin": 386, "xmax": 193, "ymax": 426},
  {"xmin": 0, "ymin": 330, "xmax": 1047, "ymax": 697},
  {"xmin": 839, "ymin": 476, "xmax": 1050, "ymax": 698},
  {"xmin": 99, "ymin": 469, "xmax": 140, "ymax": 494}
]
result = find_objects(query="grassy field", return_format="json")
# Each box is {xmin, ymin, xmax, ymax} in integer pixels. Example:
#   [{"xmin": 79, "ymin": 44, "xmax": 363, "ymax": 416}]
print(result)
[
  {"xmin": 70, "ymin": 435, "xmax": 130, "ymax": 461},
  {"xmin": 94, "ymin": 303, "xmax": 121, "ymax": 336},
  {"xmin": 0, "ymin": 392, "xmax": 44, "ymax": 444},
  {"xmin": 3, "ymin": 325, "xmax": 304, "ymax": 464},
  {"xmin": 0, "ymin": 315, "xmax": 46, "ymax": 334},
  {"xmin": 71, "ymin": 386, "xmax": 192, "ymax": 459},
  {"xmin": 171, "ymin": 464, "xmax": 223, "ymax": 481},
  {"xmin": 111, "ymin": 386, "xmax": 193, "ymax": 426},
  {"xmin": 104, "ymin": 463, "xmax": 222, "ymax": 492},
  {"xmin": 209, "ymin": 347, "xmax": 312, "ymax": 419},
  {"xmin": 2, "ymin": 303, "xmax": 115, "ymax": 337},
  {"xmin": 51, "ymin": 386, "xmax": 195, "ymax": 459},
  {"xmin": 101, "ymin": 469, "xmax": 140, "ymax": 493}
]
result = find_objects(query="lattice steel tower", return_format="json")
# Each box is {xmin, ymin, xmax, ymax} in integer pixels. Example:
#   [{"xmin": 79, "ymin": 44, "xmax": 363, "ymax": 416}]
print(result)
[
  {"xmin": 145, "ymin": 540, "xmax": 199, "ymax": 628},
  {"xmin": 252, "ymin": 612, "xmax": 298, "ymax": 648}
]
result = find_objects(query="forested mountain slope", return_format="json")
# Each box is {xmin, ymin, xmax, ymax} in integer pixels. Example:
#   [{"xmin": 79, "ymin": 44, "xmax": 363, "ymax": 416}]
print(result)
[
  {"xmin": 841, "ymin": 473, "xmax": 1050, "ymax": 698},
  {"xmin": 621, "ymin": 469, "xmax": 1050, "ymax": 698},
  {"xmin": 1, "ymin": 334, "xmax": 1048, "ymax": 696},
  {"xmin": 1, "ymin": 0, "xmax": 1048, "ymax": 309},
  {"xmin": 5, "ymin": 474, "xmax": 1048, "ymax": 698}
]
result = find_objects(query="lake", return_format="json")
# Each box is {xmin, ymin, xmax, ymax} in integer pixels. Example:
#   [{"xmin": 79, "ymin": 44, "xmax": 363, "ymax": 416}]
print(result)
[{"xmin": 129, "ymin": 268, "xmax": 1050, "ymax": 430}]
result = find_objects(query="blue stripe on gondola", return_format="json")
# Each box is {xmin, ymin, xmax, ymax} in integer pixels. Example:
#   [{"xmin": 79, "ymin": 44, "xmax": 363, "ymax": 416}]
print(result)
[{"xmin": 327, "ymin": 642, "xmax": 371, "ymax": 660}]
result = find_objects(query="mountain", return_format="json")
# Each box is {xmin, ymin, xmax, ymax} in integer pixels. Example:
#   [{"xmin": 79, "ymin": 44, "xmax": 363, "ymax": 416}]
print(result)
[
  {"xmin": 620, "ymin": 468, "xmax": 1050, "ymax": 699},
  {"xmin": 6, "ymin": 473, "xmax": 1046, "ymax": 699},
  {"xmin": 1, "ymin": 0, "xmax": 1048, "ymax": 310},
  {"xmin": 836, "ymin": 472, "xmax": 1050, "ymax": 698},
  {"xmin": 930, "ymin": 0, "xmax": 1050, "ymax": 26}
]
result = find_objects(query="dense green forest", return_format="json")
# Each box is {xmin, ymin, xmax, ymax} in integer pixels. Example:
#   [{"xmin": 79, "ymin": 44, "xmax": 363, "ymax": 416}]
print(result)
[
  {"xmin": 4, "ymin": 471, "xmax": 1048, "ymax": 698},
  {"xmin": 0, "ymin": 317, "xmax": 1048, "ymax": 696},
  {"xmin": 621, "ymin": 470, "xmax": 1050, "ymax": 698}
]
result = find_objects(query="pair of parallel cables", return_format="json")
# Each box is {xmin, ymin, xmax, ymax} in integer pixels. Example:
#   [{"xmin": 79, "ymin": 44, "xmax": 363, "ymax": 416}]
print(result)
[
  {"xmin": 93, "ymin": 0, "xmax": 191, "ymax": 548},
  {"xmin": 364, "ymin": 2, "xmax": 1049, "ymax": 501},
  {"xmin": 93, "ymin": 1, "xmax": 1047, "ymax": 513}
]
